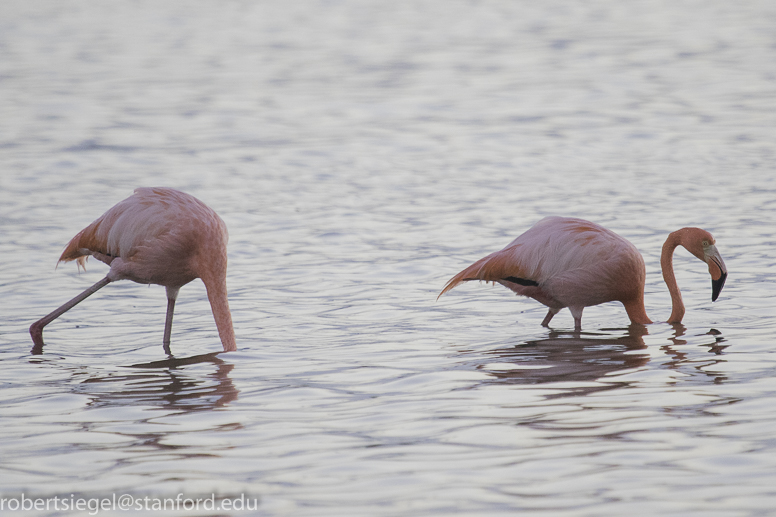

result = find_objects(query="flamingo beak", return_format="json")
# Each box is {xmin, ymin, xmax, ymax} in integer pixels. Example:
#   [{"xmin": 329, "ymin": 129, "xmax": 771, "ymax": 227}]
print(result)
[
  {"xmin": 711, "ymin": 271, "xmax": 727, "ymax": 302},
  {"xmin": 706, "ymin": 245, "xmax": 727, "ymax": 302}
]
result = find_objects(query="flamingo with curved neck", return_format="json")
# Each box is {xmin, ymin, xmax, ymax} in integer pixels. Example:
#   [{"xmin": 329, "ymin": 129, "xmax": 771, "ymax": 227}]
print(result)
[
  {"xmin": 29, "ymin": 188, "xmax": 237, "ymax": 354},
  {"xmin": 660, "ymin": 227, "xmax": 727, "ymax": 324},
  {"xmin": 439, "ymin": 217, "xmax": 727, "ymax": 330}
]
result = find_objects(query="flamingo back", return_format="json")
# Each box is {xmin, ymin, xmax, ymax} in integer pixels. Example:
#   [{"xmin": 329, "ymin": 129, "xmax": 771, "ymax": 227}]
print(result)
[
  {"xmin": 441, "ymin": 216, "xmax": 646, "ymax": 309},
  {"xmin": 59, "ymin": 188, "xmax": 229, "ymax": 288}
]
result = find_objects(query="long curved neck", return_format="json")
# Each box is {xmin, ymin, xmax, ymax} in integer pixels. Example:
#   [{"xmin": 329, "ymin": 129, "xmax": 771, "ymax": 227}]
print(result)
[
  {"xmin": 207, "ymin": 279, "xmax": 237, "ymax": 352},
  {"xmin": 623, "ymin": 298, "xmax": 651, "ymax": 325},
  {"xmin": 200, "ymin": 261, "xmax": 237, "ymax": 352},
  {"xmin": 661, "ymin": 232, "xmax": 685, "ymax": 324}
]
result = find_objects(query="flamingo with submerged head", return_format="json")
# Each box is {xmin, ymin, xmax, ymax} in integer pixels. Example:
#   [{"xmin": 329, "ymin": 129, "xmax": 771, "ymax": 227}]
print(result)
[
  {"xmin": 439, "ymin": 216, "xmax": 727, "ymax": 330},
  {"xmin": 29, "ymin": 187, "xmax": 237, "ymax": 353}
]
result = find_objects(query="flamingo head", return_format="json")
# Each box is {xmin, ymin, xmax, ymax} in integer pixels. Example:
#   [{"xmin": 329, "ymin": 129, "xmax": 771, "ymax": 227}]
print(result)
[
  {"xmin": 705, "ymin": 242, "xmax": 727, "ymax": 302},
  {"xmin": 683, "ymin": 229, "xmax": 727, "ymax": 301}
]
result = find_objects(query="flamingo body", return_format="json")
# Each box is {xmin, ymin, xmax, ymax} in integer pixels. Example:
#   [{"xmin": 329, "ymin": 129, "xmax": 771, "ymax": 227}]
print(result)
[
  {"xmin": 439, "ymin": 216, "xmax": 726, "ymax": 330},
  {"xmin": 30, "ymin": 187, "xmax": 236, "ymax": 353}
]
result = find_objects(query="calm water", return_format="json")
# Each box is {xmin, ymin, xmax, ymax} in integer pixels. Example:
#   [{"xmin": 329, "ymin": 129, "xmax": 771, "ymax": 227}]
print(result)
[{"xmin": 1, "ymin": 1, "xmax": 776, "ymax": 515}]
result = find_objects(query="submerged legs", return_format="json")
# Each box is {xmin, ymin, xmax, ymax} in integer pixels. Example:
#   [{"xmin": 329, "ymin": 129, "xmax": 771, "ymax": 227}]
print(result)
[
  {"xmin": 30, "ymin": 279, "xmax": 183, "ymax": 354},
  {"xmin": 541, "ymin": 307, "xmax": 560, "ymax": 327},
  {"xmin": 569, "ymin": 306, "xmax": 584, "ymax": 331},
  {"xmin": 29, "ymin": 276, "xmax": 113, "ymax": 353},
  {"xmin": 541, "ymin": 306, "xmax": 584, "ymax": 331},
  {"xmin": 162, "ymin": 286, "xmax": 180, "ymax": 354}
]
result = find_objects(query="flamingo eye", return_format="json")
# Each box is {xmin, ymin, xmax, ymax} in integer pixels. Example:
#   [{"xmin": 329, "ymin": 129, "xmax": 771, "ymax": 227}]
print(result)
[{"xmin": 702, "ymin": 240, "xmax": 709, "ymax": 247}]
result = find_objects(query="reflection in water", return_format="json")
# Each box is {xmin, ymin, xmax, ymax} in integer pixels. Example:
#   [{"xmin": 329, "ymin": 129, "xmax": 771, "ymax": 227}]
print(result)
[
  {"xmin": 480, "ymin": 326, "xmax": 650, "ymax": 397},
  {"xmin": 661, "ymin": 324, "xmax": 729, "ymax": 384},
  {"xmin": 480, "ymin": 325, "xmax": 729, "ymax": 395},
  {"xmin": 55, "ymin": 352, "xmax": 239, "ymax": 413},
  {"xmin": 17, "ymin": 352, "xmax": 242, "ymax": 493},
  {"xmin": 3, "ymin": 0, "xmax": 775, "ymax": 511}
]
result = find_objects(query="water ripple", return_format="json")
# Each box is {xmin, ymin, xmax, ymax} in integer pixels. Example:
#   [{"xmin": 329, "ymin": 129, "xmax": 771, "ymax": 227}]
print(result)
[{"xmin": 2, "ymin": 0, "xmax": 776, "ymax": 514}]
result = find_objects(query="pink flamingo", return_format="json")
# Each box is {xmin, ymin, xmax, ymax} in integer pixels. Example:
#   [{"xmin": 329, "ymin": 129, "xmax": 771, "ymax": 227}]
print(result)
[
  {"xmin": 30, "ymin": 187, "xmax": 237, "ymax": 353},
  {"xmin": 439, "ymin": 216, "xmax": 727, "ymax": 330}
]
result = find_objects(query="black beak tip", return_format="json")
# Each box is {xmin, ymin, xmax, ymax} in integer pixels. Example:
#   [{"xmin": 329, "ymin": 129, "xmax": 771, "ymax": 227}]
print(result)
[{"xmin": 711, "ymin": 271, "xmax": 727, "ymax": 302}]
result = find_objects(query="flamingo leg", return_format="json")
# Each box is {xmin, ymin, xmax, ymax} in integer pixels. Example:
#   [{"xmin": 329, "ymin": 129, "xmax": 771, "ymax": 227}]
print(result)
[
  {"xmin": 162, "ymin": 286, "xmax": 180, "ymax": 353},
  {"xmin": 569, "ymin": 306, "xmax": 584, "ymax": 331},
  {"xmin": 541, "ymin": 308, "xmax": 560, "ymax": 327},
  {"xmin": 30, "ymin": 276, "xmax": 113, "ymax": 352}
]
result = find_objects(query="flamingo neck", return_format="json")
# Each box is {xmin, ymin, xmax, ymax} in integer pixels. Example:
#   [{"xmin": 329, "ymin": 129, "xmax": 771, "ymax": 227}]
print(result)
[
  {"xmin": 623, "ymin": 297, "xmax": 651, "ymax": 325},
  {"xmin": 201, "ymin": 266, "xmax": 237, "ymax": 352},
  {"xmin": 661, "ymin": 232, "xmax": 685, "ymax": 324}
]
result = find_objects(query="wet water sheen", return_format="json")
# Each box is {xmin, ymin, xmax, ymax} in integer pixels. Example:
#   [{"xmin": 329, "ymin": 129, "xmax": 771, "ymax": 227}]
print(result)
[{"xmin": 2, "ymin": 1, "xmax": 776, "ymax": 515}]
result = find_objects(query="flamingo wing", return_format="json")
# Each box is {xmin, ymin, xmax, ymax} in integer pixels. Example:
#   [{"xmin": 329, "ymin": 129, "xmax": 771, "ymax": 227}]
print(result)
[
  {"xmin": 440, "ymin": 217, "xmax": 646, "ymax": 310},
  {"xmin": 58, "ymin": 188, "xmax": 226, "ymax": 287}
]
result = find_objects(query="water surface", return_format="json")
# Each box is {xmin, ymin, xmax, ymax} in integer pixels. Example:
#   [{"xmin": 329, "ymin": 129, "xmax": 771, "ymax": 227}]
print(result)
[{"xmin": 1, "ymin": 1, "xmax": 776, "ymax": 515}]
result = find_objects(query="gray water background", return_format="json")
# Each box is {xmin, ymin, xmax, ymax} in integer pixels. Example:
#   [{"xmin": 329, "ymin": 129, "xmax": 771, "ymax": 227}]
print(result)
[{"xmin": 1, "ymin": 1, "xmax": 776, "ymax": 515}]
